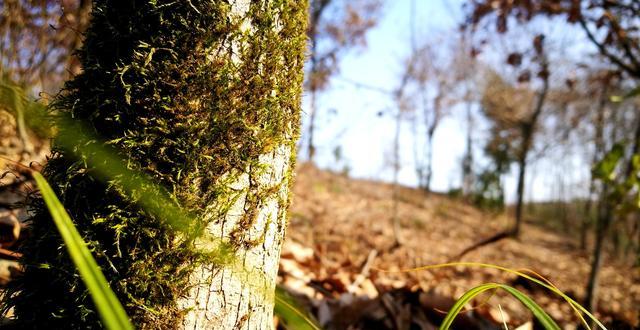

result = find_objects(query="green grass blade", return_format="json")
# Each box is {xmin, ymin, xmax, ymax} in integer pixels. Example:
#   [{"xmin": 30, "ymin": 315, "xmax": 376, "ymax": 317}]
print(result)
[
  {"xmin": 439, "ymin": 283, "xmax": 560, "ymax": 330},
  {"xmin": 274, "ymin": 286, "xmax": 321, "ymax": 330},
  {"xmin": 380, "ymin": 262, "xmax": 605, "ymax": 329},
  {"xmin": 500, "ymin": 285, "xmax": 559, "ymax": 330},
  {"xmin": 33, "ymin": 172, "xmax": 134, "ymax": 330}
]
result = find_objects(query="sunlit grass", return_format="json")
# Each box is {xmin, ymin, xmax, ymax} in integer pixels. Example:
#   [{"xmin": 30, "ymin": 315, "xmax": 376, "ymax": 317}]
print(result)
[
  {"xmin": 378, "ymin": 262, "xmax": 606, "ymax": 330},
  {"xmin": 439, "ymin": 283, "xmax": 560, "ymax": 330},
  {"xmin": 33, "ymin": 172, "xmax": 134, "ymax": 330}
]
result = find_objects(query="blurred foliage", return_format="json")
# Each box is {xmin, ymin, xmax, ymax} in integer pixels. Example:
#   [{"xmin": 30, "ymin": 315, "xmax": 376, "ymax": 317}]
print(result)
[
  {"xmin": 0, "ymin": 0, "xmax": 91, "ymax": 93},
  {"xmin": 0, "ymin": 76, "xmax": 51, "ymax": 138},
  {"xmin": 593, "ymin": 142, "xmax": 640, "ymax": 215},
  {"xmin": 471, "ymin": 169, "xmax": 505, "ymax": 211}
]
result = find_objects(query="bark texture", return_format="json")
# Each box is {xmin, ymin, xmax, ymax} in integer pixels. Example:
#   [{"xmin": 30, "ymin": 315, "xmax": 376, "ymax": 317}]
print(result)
[
  {"xmin": 178, "ymin": 144, "xmax": 293, "ymax": 329},
  {"xmin": 3, "ymin": 0, "xmax": 307, "ymax": 329}
]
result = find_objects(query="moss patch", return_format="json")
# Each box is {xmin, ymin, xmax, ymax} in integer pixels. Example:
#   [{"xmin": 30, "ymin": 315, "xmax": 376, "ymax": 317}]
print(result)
[{"xmin": 3, "ymin": 0, "xmax": 307, "ymax": 328}]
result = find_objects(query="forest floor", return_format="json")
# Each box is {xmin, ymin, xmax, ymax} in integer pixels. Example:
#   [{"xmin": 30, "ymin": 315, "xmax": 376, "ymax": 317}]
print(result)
[
  {"xmin": 277, "ymin": 164, "xmax": 640, "ymax": 330},
  {"xmin": 0, "ymin": 152, "xmax": 638, "ymax": 329}
]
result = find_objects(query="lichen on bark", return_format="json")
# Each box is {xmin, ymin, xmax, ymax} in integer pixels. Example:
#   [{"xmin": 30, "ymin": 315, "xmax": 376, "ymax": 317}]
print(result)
[{"xmin": 2, "ymin": 0, "xmax": 307, "ymax": 329}]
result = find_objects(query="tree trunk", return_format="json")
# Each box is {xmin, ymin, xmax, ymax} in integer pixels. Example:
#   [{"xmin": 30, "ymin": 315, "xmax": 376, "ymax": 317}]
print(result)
[
  {"xmin": 462, "ymin": 101, "xmax": 474, "ymax": 197},
  {"xmin": 512, "ymin": 55, "xmax": 548, "ymax": 237},
  {"xmin": 513, "ymin": 139, "xmax": 529, "ymax": 237},
  {"xmin": 424, "ymin": 125, "xmax": 435, "ymax": 193},
  {"xmin": 582, "ymin": 85, "xmax": 608, "ymax": 250},
  {"xmin": 424, "ymin": 94, "xmax": 442, "ymax": 193},
  {"xmin": 581, "ymin": 179, "xmax": 594, "ymax": 250},
  {"xmin": 178, "ymin": 143, "xmax": 293, "ymax": 329},
  {"xmin": 307, "ymin": 87, "xmax": 318, "ymax": 162},
  {"xmin": 584, "ymin": 199, "xmax": 612, "ymax": 318},
  {"xmin": 306, "ymin": 36, "xmax": 319, "ymax": 163},
  {"xmin": 6, "ymin": 1, "xmax": 307, "ymax": 329},
  {"xmin": 391, "ymin": 108, "xmax": 403, "ymax": 247}
]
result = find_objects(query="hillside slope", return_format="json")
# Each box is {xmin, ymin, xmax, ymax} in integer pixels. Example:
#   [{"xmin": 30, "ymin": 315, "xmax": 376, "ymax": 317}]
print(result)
[{"xmin": 278, "ymin": 164, "xmax": 640, "ymax": 329}]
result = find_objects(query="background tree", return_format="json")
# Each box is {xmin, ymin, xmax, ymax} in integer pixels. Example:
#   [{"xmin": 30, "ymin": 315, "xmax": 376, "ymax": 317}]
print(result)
[
  {"xmin": 1, "ymin": 0, "xmax": 91, "ymax": 92},
  {"xmin": 408, "ymin": 43, "xmax": 452, "ymax": 193},
  {"xmin": 467, "ymin": 0, "xmax": 640, "ymax": 80},
  {"xmin": 0, "ymin": 0, "xmax": 91, "ymax": 154},
  {"xmin": 3, "ymin": 1, "xmax": 307, "ymax": 329},
  {"xmin": 405, "ymin": 35, "xmax": 474, "ymax": 193},
  {"xmin": 305, "ymin": 0, "xmax": 380, "ymax": 161},
  {"xmin": 480, "ymin": 37, "xmax": 550, "ymax": 237},
  {"xmin": 466, "ymin": 0, "xmax": 640, "ymax": 317}
]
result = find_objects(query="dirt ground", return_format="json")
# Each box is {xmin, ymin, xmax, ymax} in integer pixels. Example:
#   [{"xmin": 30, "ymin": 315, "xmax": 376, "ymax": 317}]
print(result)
[{"xmin": 277, "ymin": 164, "xmax": 640, "ymax": 329}]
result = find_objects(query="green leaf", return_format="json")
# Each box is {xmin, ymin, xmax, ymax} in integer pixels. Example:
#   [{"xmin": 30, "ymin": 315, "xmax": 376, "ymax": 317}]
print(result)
[
  {"xmin": 32, "ymin": 172, "xmax": 134, "ymax": 330},
  {"xmin": 439, "ymin": 283, "xmax": 560, "ymax": 330},
  {"xmin": 593, "ymin": 143, "xmax": 625, "ymax": 181}
]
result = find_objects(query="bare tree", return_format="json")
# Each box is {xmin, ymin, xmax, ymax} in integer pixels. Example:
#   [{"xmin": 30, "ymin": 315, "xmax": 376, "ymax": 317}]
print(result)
[
  {"xmin": 479, "ymin": 36, "xmax": 550, "ymax": 237},
  {"xmin": 305, "ymin": 0, "xmax": 381, "ymax": 162},
  {"xmin": 0, "ymin": 0, "xmax": 91, "ymax": 93},
  {"xmin": 0, "ymin": 0, "xmax": 91, "ymax": 153},
  {"xmin": 467, "ymin": 0, "xmax": 640, "ymax": 314}
]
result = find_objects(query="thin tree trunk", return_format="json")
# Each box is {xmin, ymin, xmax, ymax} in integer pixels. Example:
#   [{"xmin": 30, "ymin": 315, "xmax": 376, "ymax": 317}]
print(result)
[
  {"xmin": 582, "ymin": 180, "xmax": 595, "ymax": 250},
  {"xmin": 425, "ymin": 125, "xmax": 435, "ymax": 193},
  {"xmin": 512, "ymin": 56, "xmax": 549, "ymax": 237},
  {"xmin": 582, "ymin": 85, "xmax": 608, "ymax": 250},
  {"xmin": 389, "ymin": 59, "xmax": 413, "ymax": 248},
  {"xmin": 584, "ymin": 198, "xmax": 612, "ymax": 318},
  {"xmin": 307, "ymin": 87, "xmax": 318, "ymax": 162},
  {"xmin": 306, "ymin": 37, "xmax": 319, "ymax": 163},
  {"xmin": 424, "ymin": 95, "xmax": 442, "ymax": 193},
  {"xmin": 462, "ymin": 101, "xmax": 474, "ymax": 197},
  {"xmin": 411, "ymin": 112, "xmax": 424, "ymax": 188},
  {"xmin": 391, "ymin": 109, "xmax": 403, "ymax": 248},
  {"xmin": 513, "ymin": 141, "xmax": 529, "ymax": 237},
  {"xmin": 7, "ymin": 1, "xmax": 307, "ymax": 329}
]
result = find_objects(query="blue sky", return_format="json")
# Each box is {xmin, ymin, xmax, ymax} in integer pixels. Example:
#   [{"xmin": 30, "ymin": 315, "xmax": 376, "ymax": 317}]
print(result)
[{"xmin": 301, "ymin": 0, "xmax": 593, "ymax": 203}]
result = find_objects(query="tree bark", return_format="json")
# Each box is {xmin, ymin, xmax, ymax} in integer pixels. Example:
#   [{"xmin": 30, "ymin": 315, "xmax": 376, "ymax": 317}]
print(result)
[
  {"xmin": 6, "ymin": 1, "xmax": 307, "ymax": 329},
  {"xmin": 178, "ymin": 143, "xmax": 293, "ymax": 329}
]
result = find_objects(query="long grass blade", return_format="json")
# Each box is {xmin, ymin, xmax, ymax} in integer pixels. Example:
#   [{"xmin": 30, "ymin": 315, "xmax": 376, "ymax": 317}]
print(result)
[
  {"xmin": 33, "ymin": 172, "xmax": 134, "ymax": 330},
  {"xmin": 377, "ymin": 262, "xmax": 606, "ymax": 330},
  {"xmin": 439, "ymin": 283, "xmax": 560, "ymax": 330}
]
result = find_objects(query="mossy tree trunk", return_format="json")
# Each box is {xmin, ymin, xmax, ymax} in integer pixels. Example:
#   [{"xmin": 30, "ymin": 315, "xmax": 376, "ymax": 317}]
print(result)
[{"xmin": 4, "ymin": 1, "xmax": 307, "ymax": 329}]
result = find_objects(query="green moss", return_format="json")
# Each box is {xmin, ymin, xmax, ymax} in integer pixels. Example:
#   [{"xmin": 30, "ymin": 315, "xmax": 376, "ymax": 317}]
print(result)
[{"xmin": 3, "ymin": 0, "xmax": 307, "ymax": 328}]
